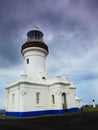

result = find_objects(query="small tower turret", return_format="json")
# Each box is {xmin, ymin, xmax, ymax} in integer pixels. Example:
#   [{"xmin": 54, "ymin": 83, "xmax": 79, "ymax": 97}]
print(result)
[{"xmin": 21, "ymin": 28, "xmax": 49, "ymax": 80}]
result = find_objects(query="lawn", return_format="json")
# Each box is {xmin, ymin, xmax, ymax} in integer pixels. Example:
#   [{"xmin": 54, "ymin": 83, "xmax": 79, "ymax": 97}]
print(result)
[{"xmin": 83, "ymin": 107, "xmax": 98, "ymax": 112}]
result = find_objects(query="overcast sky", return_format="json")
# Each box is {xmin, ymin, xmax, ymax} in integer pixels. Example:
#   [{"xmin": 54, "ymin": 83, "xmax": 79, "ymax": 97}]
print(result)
[{"xmin": 0, "ymin": 0, "xmax": 98, "ymax": 108}]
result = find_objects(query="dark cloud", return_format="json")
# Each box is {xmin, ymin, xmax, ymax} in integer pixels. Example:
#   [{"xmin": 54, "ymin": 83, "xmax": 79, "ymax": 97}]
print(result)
[
  {"xmin": 73, "ymin": 71, "xmax": 98, "ymax": 82},
  {"xmin": 71, "ymin": 0, "xmax": 98, "ymax": 10},
  {"xmin": 83, "ymin": 74, "xmax": 98, "ymax": 81},
  {"xmin": 0, "ymin": 0, "xmax": 98, "ymax": 69},
  {"xmin": 0, "ymin": 0, "xmax": 98, "ymax": 105},
  {"xmin": 86, "ymin": 0, "xmax": 98, "ymax": 10}
]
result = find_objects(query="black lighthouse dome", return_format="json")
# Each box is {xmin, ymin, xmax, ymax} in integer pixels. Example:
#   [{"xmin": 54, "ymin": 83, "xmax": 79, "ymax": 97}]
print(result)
[
  {"xmin": 21, "ymin": 29, "xmax": 49, "ymax": 53},
  {"xmin": 27, "ymin": 29, "xmax": 43, "ymax": 41}
]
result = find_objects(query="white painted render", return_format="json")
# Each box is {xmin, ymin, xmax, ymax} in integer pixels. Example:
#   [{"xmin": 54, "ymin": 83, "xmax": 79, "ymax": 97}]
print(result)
[
  {"xmin": 22, "ymin": 47, "xmax": 48, "ymax": 80},
  {"xmin": 6, "ymin": 75, "xmax": 82, "ymax": 113},
  {"xmin": 6, "ymin": 29, "xmax": 82, "ymax": 116}
]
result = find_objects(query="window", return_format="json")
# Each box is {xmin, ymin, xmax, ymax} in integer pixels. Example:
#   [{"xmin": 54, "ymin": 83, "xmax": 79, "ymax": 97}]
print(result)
[
  {"xmin": 42, "ymin": 77, "xmax": 46, "ymax": 80},
  {"xmin": 36, "ymin": 92, "xmax": 40, "ymax": 104},
  {"xmin": 52, "ymin": 94, "xmax": 55, "ymax": 104},
  {"xmin": 26, "ymin": 58, "xmax": 29, "ymax": 64},
  {"xmin": 12, "ymin": 94, "xmax": 15, "ymax": 105}
]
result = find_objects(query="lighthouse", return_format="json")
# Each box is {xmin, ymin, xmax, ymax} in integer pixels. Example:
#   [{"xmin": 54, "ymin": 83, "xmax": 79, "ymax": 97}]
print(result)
[
  {"xmin": 6, "ymin": 28, "xmax": 82, "ymax": 117},
  {"xmin": 21, "ymin": 29, "xmax": 48, "ymax": 80}
]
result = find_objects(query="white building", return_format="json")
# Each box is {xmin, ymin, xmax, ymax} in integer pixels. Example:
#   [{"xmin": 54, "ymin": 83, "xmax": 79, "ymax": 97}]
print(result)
[{"xmin": 6, "ymin": 29, "xmax": 82, "ymax": 117}]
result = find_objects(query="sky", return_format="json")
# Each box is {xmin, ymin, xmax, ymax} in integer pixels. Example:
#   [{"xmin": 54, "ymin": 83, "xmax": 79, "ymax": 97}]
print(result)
[{"xmin": 0, "ymin": 0, "xmax": 98, "ymax": 108}]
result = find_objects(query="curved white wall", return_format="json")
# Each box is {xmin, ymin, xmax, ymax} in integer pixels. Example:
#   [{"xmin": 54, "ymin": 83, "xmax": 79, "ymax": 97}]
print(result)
[{"xmin": 22, "ymin": 47, "xmax": 48, "ymax": 80}]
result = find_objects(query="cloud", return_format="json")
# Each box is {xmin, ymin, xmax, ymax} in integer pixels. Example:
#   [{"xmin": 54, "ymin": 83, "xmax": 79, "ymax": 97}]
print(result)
[
  {"xmin": 0, "ymin": 0, "xmax": 98, "ymax": 106},
  {"xmin": 0, "ymin": 64, "xmax": 23, "ymax": 108}
]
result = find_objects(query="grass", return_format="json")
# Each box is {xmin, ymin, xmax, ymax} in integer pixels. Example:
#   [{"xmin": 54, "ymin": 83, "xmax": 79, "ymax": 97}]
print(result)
[{"xmin": 83, "ymin": 107, "xmax": 98, "ymax": 112}]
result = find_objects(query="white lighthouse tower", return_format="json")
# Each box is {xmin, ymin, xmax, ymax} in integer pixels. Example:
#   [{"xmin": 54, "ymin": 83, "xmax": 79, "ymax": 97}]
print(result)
[
  {"xmin": 21, "ymin": 29, "xmax": 48, "ymax": 80},
  {"xmin": 6, "ymin": 28, "xmax": 82, "ymax": 117}
]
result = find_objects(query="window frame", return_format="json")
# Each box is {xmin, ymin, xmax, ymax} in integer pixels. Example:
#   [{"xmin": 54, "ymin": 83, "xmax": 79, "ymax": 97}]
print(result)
[
  {"xmin": 36, "ymin": 92, "xmax": 40, "ymax": 104},
  {"xmin": 26, "ymin": 58, "xmax": 29, "ymax": 64},
  {"xmin": 12, "ymin": 93, "xmax": 15, "ymax": 106},
  {"xmin": 52, "ymin": 94, "xmax": 55, "ymax": 104}
]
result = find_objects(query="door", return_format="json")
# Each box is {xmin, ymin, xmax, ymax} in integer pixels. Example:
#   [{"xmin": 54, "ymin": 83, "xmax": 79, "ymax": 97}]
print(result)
[{"xmin": 62, "ymin": 93, "xmax": 67, "ymax": 109}]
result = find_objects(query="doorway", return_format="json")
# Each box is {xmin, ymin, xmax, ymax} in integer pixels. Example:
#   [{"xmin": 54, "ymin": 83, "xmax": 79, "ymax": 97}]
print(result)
[{"xmin": 62, "ymin": 93, "xmax": 67, "ymax": 109}]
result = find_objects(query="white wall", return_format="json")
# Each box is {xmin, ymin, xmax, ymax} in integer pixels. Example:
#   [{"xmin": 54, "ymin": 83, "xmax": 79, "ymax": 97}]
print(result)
[
  {"xmin": 6, "ymin": 78, "xmax": 81, "ymax": 113},
  {"xmin": 22, "ymin": 47, "xmax": 48, "ymax": 80},
  {"xmin": 6, "ymin": 85, "xmax": 20, "ymax": 112}
]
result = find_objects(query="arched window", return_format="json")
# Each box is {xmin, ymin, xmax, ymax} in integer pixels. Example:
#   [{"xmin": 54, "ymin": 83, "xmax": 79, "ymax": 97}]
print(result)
[
  {"xmin": 62, "ymin": 93, "xmax": 67, "ymax": 109},
  {"xmin": 42, "ymin": 77, "xmax": 46, "ymax": 80},
  {"xmin": 52, "ymin": 94, "xmax": 55, "ymax": 104}
]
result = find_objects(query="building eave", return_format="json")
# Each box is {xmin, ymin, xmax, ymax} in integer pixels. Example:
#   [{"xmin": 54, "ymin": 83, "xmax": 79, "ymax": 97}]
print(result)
[{"xmin": 6, "ymin": 78, "xmax": 71, "ymax": 89}]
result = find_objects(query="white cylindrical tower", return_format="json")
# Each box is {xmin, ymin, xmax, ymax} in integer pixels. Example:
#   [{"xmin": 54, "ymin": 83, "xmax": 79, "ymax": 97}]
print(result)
[{"xmin": 21, "ymin": 29, "xmax": 49, "ymax": 80}]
